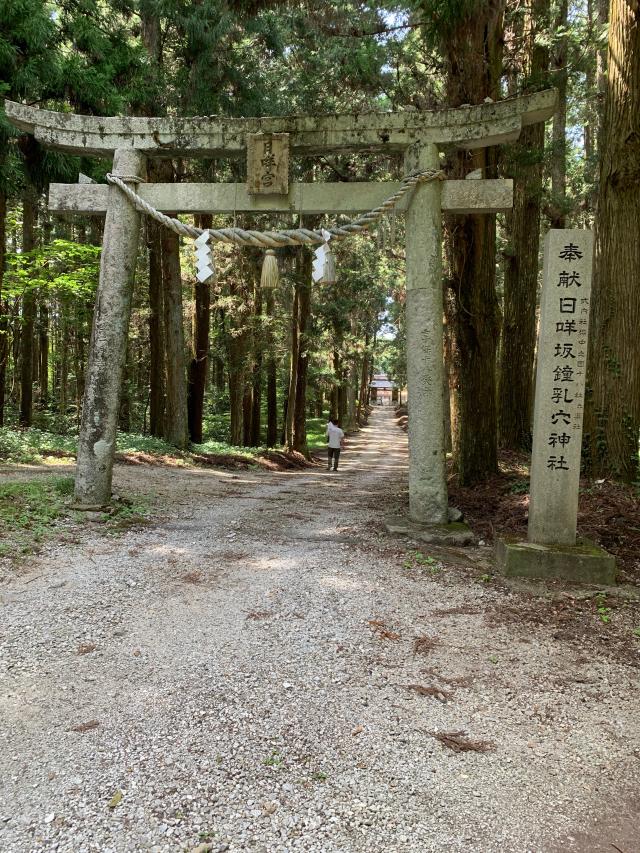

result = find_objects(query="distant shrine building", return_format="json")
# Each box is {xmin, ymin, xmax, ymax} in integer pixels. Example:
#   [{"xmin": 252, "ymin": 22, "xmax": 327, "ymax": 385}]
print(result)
[{"xmin": 370, "ymin": 374, "xmax": 403, "ymax": 406}]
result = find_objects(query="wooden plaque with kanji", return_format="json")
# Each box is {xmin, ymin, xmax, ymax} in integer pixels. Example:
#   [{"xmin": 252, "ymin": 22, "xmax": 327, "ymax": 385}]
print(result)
[{"xmin": 247, "ymin": 132, "xmax": 290, "ymax": 195}]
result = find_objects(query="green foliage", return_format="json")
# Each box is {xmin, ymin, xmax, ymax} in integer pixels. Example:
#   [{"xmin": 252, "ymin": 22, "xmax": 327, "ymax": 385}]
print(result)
[
  {"xmin": 3, "ymin": 239, "xmax": 101, "ymax": 299},
  {"xmin": 0, "ymin": 426, "xmax": 77, "ymax": 463},
  {"xmin": 191, "ymin": 438, "xmax": 258, "ymax": 460},
  {"xmin": 510, "ymin": 479, "xmax": 530, "ymax": 495},
  {"xmin": 0, "ymin": 0, "xmax": 61, "ymax": 101},
  {"xmin": 263, "ymin": 752, "xmax": 284, "ymax": 768},
  {"xmin": 306, "ymin": 416, "xmax": 331, "ymax": 453},
  {"xmin": 56, "ymin": 0, "xmax": 146, "ymax": 114},
  {"xmin": 0, "ymin": 426, "xmax": 263, "ymax": 465},
  {"xmin": 594, "ymin": 592, "xmax": 612, "ymax": 624},
  {"xmin": 403, "ymin": 549, "xmax": 443, "ymax": 573},
  {"xmin": 0, "ymin": 475, "xmax": 73, "ymax": 556}
]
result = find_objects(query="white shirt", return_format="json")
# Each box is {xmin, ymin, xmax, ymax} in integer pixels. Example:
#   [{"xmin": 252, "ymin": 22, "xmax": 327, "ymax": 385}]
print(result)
[{"xmin": 326, "ymin": 423, "xmax": 344, "ymax": 449}]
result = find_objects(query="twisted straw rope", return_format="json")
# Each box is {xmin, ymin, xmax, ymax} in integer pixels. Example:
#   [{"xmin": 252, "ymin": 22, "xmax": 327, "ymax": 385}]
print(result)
[{"xmin": 106, "ymin": 169, "xmax": 445, "ymax": 247}]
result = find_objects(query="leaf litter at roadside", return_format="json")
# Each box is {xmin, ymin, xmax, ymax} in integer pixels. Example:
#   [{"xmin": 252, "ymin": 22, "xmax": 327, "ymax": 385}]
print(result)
[
  {"xmin": 427, "ymin": 730, "xmax": 495, "ymax": 754},
  {"xmin": 367, "ymin": 619, "xmax": 401, "ymax": 641}
]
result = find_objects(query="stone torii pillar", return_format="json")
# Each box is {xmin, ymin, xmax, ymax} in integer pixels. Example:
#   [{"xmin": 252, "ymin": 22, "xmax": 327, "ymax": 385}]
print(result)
[
  {"xmin": 404, "ymin": 142, "xmax": 448, "ymax": 524},
  {"xmin": 74, "ymin": 149, "xmax": 146, "ymax": 506},
  {"xmin": 4, "ymin": 92, "xmax": 556, "ymax": 511}
]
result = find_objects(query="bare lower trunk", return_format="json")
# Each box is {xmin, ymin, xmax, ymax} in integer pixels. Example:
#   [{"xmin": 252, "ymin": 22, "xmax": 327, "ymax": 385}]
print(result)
[
  {"xmin": 161, "ymin": 215, "xmax": 188, "ymax": 449},
  {"xmin": 443, "ymin": 1, "xmax": 503, "ymax": 484},
  {"xmin": 285, "ymin": 278, "xmax": 300, "ymax": 450},
  {"xmin": 148, "ymin": 217, "xmax": 165, "ymax": 436},
  {"xmin": 119, "ymin": 349, "xmax": 131, "ymax": 432},
  {"xmin": 228, "ymin": 361, "xmax": 244, "ymax": 446},
  {"xmin": 19, "ymin": 187, "xmax": 37, "ymax": 426},
  {"xmin": 226, "ymin": 282, "xmax": 247, "ymax": 446},
  {"xmin": 357, "ymin": 345, "xmax": 369, "ymax": 426},
  {"xmin": 265, "ymin": 290, "xmax": 278, "ymax": 447},
  {"xmin": 293, "ymin": 250, "xmax": 312, "ymax": 456},
  {"xmin": 345, "ymin": 362, "xmax": 358, "ymax": 431},
  {"xmin": 445, "ymin": 199, "xmax": 500, "ymax": 482},
  {"xmin": 241, "ymin": 384, "xmax": 251, "ymax": 446},
  {"xmin": 248, "ymin": 279, "xmax": 263, "ymax": 447},
  {"xmin": 499, "ymin": 0, "xmax": 548, "ymax": 448},
  {"xmin": 0, "ymin": 190, "xmax": 7, "ymax": 426},
  {"xmin": 584, "ymin": 0, "xmax": 640, "ymax": 482},
  {"xmin": 38, "ymin": 302, "xmax": 48, "ymax": 404},
  {"xmin": 187, "ymin": 214, "xmax": 211, "ymax": 444},
  {"xmin": 549, "ymin": 0, "xmax": 568, "ymax": 228},
  {"xmin": 498, "ymin": 122, "xmax": 545, "ymax": 449}
]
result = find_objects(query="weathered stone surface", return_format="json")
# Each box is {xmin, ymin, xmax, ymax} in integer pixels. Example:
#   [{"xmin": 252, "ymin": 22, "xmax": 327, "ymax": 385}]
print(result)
[
  {"xmin": 74, "ymin": 149, "xmax": 145, "ymax": 507},
  {"xmin": 5, "ymin": 90, "xmax": 556, "ymax": 156},
  {"xmin": 528, "ymin": 229, "xmax": 594, "ymax": 546},
  {"xmin": 404, "ymin": 142, "xmax": 448, "ymax": 525},
  {"xmin": 448, "ymin": 506, "xmax": 464, "ymax": 523},
  {"xmin": 384, "ymin": 517, "xmax": 474, "ymax": 546},
  {"xmin": 48, "ymin": 179, "xmax": 513, "ymax": 216},
  {"xmin": 496, "ymin": 537, "xmax": 616, "ymax": 585}
]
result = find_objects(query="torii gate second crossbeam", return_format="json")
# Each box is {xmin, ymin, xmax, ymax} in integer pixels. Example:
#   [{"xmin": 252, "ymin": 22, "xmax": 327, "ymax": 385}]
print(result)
[{"xmin": 4, "ymin": 91, "xmax": 556, "ymax": 526}]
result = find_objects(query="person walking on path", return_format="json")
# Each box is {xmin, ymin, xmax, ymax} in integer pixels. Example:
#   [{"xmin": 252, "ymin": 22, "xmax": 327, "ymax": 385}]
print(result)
[{"xmin": 326, "ymin": 417, "xmax": 345, "ymax": 471}]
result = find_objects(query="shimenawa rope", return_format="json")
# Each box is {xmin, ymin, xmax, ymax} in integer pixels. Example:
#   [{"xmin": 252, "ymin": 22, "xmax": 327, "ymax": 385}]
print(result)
[{"xmin": 105, "ymin": 169, "xmax": 445, "ymax": 248}]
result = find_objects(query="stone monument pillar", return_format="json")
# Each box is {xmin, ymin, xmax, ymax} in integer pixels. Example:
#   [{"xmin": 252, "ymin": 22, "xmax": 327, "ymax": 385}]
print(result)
[
  {"xmin": 529, "ymin": 229, "xmax": 593, "ymax": 545},
  {"xmin": 497, "ymin": 229, "xmax": 615, "ymax": 583}
]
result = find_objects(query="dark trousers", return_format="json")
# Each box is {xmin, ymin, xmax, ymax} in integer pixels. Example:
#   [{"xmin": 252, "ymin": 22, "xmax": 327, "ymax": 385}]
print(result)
[{"xmin": 328, "ymin": 447, "xmax": 341, "ymax": 470}]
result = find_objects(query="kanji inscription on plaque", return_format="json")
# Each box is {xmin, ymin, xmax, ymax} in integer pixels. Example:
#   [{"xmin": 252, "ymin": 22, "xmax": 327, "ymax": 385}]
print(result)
[{"xmin": 247, "ymin": 133, "xmax": 289, "ymax": 195}]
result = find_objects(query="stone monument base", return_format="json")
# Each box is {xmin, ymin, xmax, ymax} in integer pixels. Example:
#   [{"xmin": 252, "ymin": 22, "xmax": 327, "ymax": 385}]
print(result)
[
  {"xmin": 384, "ymin": 516, "xmax": 474, "ymax": 546},
  {"xmin": 496, "ymin": 537, "xmax": 615, "ymax": 585}
]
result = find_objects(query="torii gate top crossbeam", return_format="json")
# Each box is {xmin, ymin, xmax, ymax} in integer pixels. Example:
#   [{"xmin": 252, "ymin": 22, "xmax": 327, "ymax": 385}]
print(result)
[{"xmin": 4, "ymin": 90, "xmax": 556, "ymax": 158}]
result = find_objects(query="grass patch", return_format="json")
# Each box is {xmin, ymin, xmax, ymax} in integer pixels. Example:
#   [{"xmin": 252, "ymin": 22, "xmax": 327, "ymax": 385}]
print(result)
[
  {"xmin": 0, "ymin": 418, "xmax": 328, "ymax": 469},
  {"xmin": 0, "ymin": 426, "xmax": 263, "ymax": 467},
  {"xmin": 192, "ymin": 438, "xmax": 259, "ymax": 460},
  {"xmin": 0, "ymin": 428, "xmax": 77, "ymax": 464},
  {"xmin": 104, "ymin": 494, "xmax": 153, "ymax": 530},
  {"xmin": 0, "ymin": 476, "xmax": 75, "ymax": 557},
  {"xmin": 306, "ymin": 416, "xmax": 330, "ymax": 452},
  {"xmin": 0, "ymin": 476, "xmax": 152, "ymax": 559}
]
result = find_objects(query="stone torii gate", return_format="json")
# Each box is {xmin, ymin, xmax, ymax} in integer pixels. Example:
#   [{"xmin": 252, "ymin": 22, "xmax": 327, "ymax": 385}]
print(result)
[{"xmin": 5, "ymin": 91, "xmax": 556, "ymax": 522}]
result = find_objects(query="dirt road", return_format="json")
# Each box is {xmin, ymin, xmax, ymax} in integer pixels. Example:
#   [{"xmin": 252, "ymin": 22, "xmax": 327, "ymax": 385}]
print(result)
[{"xmin": 1, "ymin": 409, "xmax": 638, "ymax": 852}]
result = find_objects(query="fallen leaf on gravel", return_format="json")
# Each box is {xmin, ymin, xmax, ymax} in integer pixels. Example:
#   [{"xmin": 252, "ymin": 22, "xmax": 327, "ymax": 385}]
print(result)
[
  {"xmin": 262, "ymin": 801, "xmax": 277, "ymax": 815},
  {"xmin": 413, "ymin": 635, "xmax": 439, "ymax": 655},
  {"xmin": 76, "ymin": 642, "xmax": 96, "ymax": 655},
  {"xmin": 351, "ymin": 725, "xmax": 364, "ymax": 736},
  {"xmin": 246, "ymin": 610, "xmax": 272, "ymax": 620},
  {"xmin": 368, "ymin": 619, "xmax": 400, "ymax": 641},
  {"xmin": 428, "ymin": 730, "xmax": 494, "ymax": 753},
  {"xmin": 182, "ymin": 571, "xmax": 202, "ymax": 584},
  {"xmin": 189, "ymin": 844, "xmax": 213, "ymax": 853},
  {"xmin": 70, "ymin": 719, "xmax": 100, "ymax": 733},
  {"xmin": 107, "ymin": 790, "xmax": 123, "ymax": 809},
  {"xmin": 406, "ymin": 684, "xmax": 452, "ymax": 702}
]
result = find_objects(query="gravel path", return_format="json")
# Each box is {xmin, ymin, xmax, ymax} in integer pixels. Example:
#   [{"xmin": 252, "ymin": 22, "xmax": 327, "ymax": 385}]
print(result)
[{"xmin": 1, "ymin": 409, "xmax": 639, "ymax": 853}]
